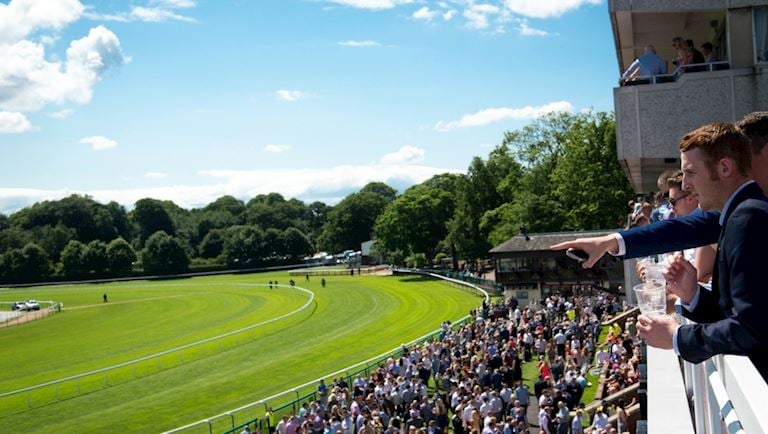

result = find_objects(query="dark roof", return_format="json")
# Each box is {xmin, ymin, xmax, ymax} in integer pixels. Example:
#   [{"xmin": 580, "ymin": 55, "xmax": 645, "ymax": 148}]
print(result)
[{"xmin": 489, "ymin": 230, "xmax": 618, "ymax": 253}]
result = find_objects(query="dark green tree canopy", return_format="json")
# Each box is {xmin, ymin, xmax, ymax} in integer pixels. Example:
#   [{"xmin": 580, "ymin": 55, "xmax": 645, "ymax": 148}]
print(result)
[
  {"xmin": 317, "ymin": 185, "xmax": 396, "ymax": 253},
  {"xmin": 9, "ymin": 195, "xmax": 120, "ymax": 243},
  {"xmin": 60, "ymin": 240, "xmax": 87, "ymax": 278},
  {"xmin": 359, "ymin": 182, "xmax": 397, "ymax": 202},
  {"xmin": 141, "ymin": 231, "xmax": 189, "ymax": 275},
  {"xmin": 374, "ymin": 175, "xmax": 457, "ymax": 263},
  {"xmin": 131, "ymin": 198, "xmax": 176, "ymax": 245},
  {"xmin": 106, "ymin": 237, "xmax": 136, "ymax": 276},
  {"xmin": 223, "ymin": 225, "xmax": 265, "ymax": 268}
]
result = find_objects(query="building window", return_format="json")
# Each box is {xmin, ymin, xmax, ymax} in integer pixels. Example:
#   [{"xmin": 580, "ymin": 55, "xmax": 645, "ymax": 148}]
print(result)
[{"xmin": 755, "ymin": 7, "xmax": 768, "ymax": 63}]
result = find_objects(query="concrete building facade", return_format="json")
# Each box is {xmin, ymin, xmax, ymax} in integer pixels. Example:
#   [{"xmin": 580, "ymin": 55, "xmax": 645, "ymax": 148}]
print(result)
[{"xmin": 611, "ymin": 0, "xmax": 768, "ymax": 192}]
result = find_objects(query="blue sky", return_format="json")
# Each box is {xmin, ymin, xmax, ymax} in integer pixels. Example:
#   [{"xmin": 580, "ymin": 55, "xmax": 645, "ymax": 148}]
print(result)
[{"xmin": 0, "ymin": 0, "xmax": 619, "ymax": 214}]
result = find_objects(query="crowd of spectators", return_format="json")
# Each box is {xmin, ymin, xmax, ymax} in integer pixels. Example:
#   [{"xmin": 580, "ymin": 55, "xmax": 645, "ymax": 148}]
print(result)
[
  {"xmin": 620, "ymin": 36, "xmax": 720, "ymax": 85},
  {"xmin": 249, "ymin": 290, "xmax": 635, "ymax": 434}
]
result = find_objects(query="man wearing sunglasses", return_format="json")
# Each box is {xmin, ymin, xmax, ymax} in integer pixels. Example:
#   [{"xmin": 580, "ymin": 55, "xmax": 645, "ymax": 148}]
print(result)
[
  {"xmin": 551, "ymin": 111, "xmax": 768, "ymax": 265},
  {"xmin": 666, "ymin": 173, "xmax": 715, "ymax": 283}
]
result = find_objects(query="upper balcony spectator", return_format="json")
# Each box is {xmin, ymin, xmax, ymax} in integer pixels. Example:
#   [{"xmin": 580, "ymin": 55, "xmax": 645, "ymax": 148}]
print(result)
[
  {"xmin": 620, "ymin": 45, "xmax": 667, "ymax": 81},
  {"xmin": 701, "ymin": 42, "xmax": 716, "ymax": 63}
]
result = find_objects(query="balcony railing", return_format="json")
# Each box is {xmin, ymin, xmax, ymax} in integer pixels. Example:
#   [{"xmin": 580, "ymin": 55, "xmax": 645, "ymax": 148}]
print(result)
[
  {"xmin": 619, "ymin": 61, "xmax": 730, "ymax": 87},
  {"xmin": 640, "ymin": 317, "xmax": 768, "ymax": 433}
]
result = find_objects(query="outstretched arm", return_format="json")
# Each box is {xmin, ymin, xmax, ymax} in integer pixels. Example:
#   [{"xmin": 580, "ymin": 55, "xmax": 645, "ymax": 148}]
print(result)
[
  {"xmin": 550, "ymin": 234, "xmax": 619, "ymax": 269},
  {"xmin": 620, "ymin": 209, "xmax": 720, "ymax": 259}
]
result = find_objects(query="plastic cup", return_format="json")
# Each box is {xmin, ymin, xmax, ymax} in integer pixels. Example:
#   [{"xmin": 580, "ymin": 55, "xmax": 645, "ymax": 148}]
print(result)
[
  {"xmin": 644, "ymin": 263, "xmax": 665, "ymax": 284},
  {"xmin": 633, "ymin": 282, "xmax": 666, "ymax": 317}
]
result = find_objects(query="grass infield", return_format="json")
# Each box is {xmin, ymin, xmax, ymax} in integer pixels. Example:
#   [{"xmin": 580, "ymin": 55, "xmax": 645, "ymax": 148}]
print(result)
[{"xmin": 0, "ymin": 272, "xmax": 482, "ymax": 433}]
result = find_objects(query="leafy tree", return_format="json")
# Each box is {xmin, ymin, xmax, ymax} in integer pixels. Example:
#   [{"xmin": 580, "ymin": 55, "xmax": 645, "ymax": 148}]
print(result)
[
  {"xmin": 244, "ymin": 194, "xmax": 309, "ymax": 233},
  {"xmin": 196, "ymin": 210, "xmax": 238, "ymax": 241},
  {"xmin": 447, "ymin": 161, "xmax": 501, "ymax": 260},
  {"xmin": 549, "ymin": 111, "xmax": 633, "ymax": 229},
  {"xmin": 30, "ymin": 223, "xmax": 76, "ymax": 263},
  {"xmin": 205, "ymin": 195, "xmax": 246, "ymax": 217},
  {"xmin": 223, "ymin": 225, "xmax": 265, "ymax": 268},
  {"xmin": 283, "ymin": 227, "xmax": 313, "ymax": 259},
  {"xmin": 0, "ymin": 227, "xmax": 31, "ymax": 253},
  {"xmin": 141, "ymin": 231, "xmax": 189, "ymax": 275},
  {"xmin": 263, "ymin": 228, "xmax": 285, "ymax": 257},
  {"xmin": 131, "ymin": 198, "xmax": 176, "ymax": 245},
  {"xmin": 199, "ymin": 228, "xmax": 225, "ymax": 259},
  {"xmin": 307, "ymin": 201, "xmax": 328, "ymax": 238},
  {"xmin": 0, "ymin": 213, "xmax": 9, "ymax": 231},
  {"xmin": 359, "ymin": 182, "xmax": 397, "ymax": 202},
  {"xmin": 83, "ymin": 240, "xmax": 108, "ymax": 275},
  {"xmin": 16, "ymin": 243, "xmax": 52, "ymax": 282},
  {"xmin": 374, "ymin": 175, "xmax": 457, "ymax": 264},
  {"xmin": 0, "ymin": 248, "xmax": 24, "ymax": 283},
  {"xmin": 318, "ymin": 183, "xmax": 395, "ymax": 252},
  {"xmin": 486, "ymin": 112, "xmax": 632, "ymax": 242},
  {"xmin": 106, "ymin": 201, "xmax": 132, "ymax": 241},
  {"xmin": 10, "ymin": 195, "xmax": 118, "ymax": 243},
  {"xmin": 107, "ymin": 237, "xmax": 136, "ymax": 276},
  {"xmin": 405, "ymin": 252, "xmax": 427, "ymax": 268},
  {"xmin": 60, "ymin": 240, "xmax": 87, "ymax": 278}
]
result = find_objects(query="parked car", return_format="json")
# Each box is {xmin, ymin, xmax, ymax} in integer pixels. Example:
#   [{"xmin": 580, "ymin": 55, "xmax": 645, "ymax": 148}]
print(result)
[
  {"xmin": 24, "ymin": 300, "xmax": 40, "ymax": 311},
  {"xmin": 11, "ymin": 301, "xmax": 27, "ymax": 311}
]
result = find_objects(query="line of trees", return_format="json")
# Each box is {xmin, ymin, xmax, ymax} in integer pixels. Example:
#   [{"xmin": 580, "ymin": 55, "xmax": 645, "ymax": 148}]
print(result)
[
  {"xmin": 372, "ymin": 111, "xmax": 634, "ymax": 266},
  {"xmin": 0, "ymin": 182, "xmax": 397, "ymax": 284},
  {"xmin": 0, "ymin": 111, "xmax": 633, "ymax": 284}
]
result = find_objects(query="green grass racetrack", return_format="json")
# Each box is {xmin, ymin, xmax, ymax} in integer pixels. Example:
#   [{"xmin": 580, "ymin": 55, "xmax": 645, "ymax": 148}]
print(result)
[{"xmin": 0, "ymin": 272, "xmax": 482, "ymax": 433}]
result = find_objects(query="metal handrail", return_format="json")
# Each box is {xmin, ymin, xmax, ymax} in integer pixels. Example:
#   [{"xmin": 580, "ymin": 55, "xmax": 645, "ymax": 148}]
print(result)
[
  {"xmin": 675, "ymin": 316, "xmax": 768, "ymax": 434},
  {"xmin": 619, "ymin": 61, "xmax": 730, "ymax": 86}
]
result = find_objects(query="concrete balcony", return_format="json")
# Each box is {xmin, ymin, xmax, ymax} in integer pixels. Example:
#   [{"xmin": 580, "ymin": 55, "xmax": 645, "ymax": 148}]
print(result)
[
  {"xmin": 610, "ymin": 0, "xmax": 764, "ymax": 13},
  {"xmin": 614, "ymin": 67, "xmax": 768, "ymax": 192}
]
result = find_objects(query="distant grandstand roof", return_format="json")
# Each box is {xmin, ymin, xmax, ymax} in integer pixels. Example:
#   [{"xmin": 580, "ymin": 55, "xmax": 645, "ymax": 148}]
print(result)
[{"xmin": 489, "ymin": 230, "xmax": 618, "ymax": 253}]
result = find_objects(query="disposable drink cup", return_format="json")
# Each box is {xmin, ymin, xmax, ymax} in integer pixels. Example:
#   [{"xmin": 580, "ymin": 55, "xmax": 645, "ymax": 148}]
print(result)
[
  {"xmin": 644, "ymin": 263, "xmax": 665, "ymax": 284},
  {"xmin": 633, "ymin": 282, "xmax": 666, "ymax": 317}
]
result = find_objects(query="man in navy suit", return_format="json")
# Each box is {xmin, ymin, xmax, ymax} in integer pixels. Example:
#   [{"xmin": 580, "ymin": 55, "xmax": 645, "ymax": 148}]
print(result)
[
  {"xmin": 551, "ymin": 112, "xmax": 768, "ymax": 263},
  {"xmin": 636, "ymin": 123, "xmax": 768, "ymax": 381},
  {"xmin": 555, "ymin": 122, "xmax": 768, "ymax": 381}
]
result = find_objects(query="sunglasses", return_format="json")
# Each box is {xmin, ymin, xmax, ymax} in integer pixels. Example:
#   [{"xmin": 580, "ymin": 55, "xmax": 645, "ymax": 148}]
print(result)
[{"xmin": 669, "ymin": 192, "xmax": 691, "ymax": 206}]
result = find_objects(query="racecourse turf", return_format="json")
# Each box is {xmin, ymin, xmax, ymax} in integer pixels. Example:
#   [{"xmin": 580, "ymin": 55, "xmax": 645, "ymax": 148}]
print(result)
[{"xmin": 0, "ymin": 272, "xmax": 482, "ymax": 433}]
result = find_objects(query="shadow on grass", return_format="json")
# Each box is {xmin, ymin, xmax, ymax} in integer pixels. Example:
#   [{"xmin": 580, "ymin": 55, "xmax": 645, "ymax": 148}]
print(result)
[{"xmin": 397, "ymin": 276, "xmax": 437, "ymax": 283}]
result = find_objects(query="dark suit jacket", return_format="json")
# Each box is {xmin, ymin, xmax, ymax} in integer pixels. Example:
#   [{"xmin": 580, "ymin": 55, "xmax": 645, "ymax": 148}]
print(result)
[
  {"xmin": 620, "ymin": 208, "xmax": 721, "ymax": 259},
  {"xmin": 676, "ymin": 181, "xmax": 768, "ymax": 381}
]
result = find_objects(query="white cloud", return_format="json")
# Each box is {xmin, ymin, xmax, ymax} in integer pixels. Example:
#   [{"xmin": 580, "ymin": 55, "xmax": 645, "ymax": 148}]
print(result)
[
  {"xmin": 144, "ymin": 171, "xmax": 168, "ymax": 179},
  {"xmin": 0, "ymin": 25, "xmax": 128, "ymax": 112},
  {"xmin": 0, "ymin": 111, "xmax": 32, "ymax": 133},
  {"xmin": 128, "ymin": 6, "xmax": 196, "ymax": 23},
  {"xmin": 49, "ymin": 109, "xmax": 74, "ymax": 119},
  {"xmin": 263, "ymin": 144, "xmax": 292, "ymax": 153},
  {"xmin": 503, "ymin": 0, "xmax": 602, "ymax": 19},
  {"xmin": 443, "ymin": 10, "xmax": 457, "ymax": 21},
  {"xmin": 463, "ymin": 4, "xmax": 500, "ymax": 30},
  {"xmin": 413, "ymin": 6, "xmax": 438, "ymax": 21},
  {"xmin": 380, "ymin": 145, "xmax": 425, "ymax": 164},
  {"xmin": 517, "ymin": 21, "xmax": 549, "ymax": 36},
  {"xmin": 275, "ymin": 90, "xmax": 307, "ymax": 102},
  {"xmin": 39, "ymin": 35, "xmax": 60, "ymax": 45},
  {"xmin": 338, "ymin": 40, "xmax": 382, "ymax": 47},
  {"xmin": 82, "ymin": 0, "xmax": 197, "ymax": 23},
  {"xmin": 435, "ymin": 101, "xmax": 574, "ymax": 131},
  {"xmin": 154, "ymin": 0, "xmax": 196, "ymax": 8},
  {"xmin": 0, "ymin": 161, "xmax": 463, "ymax": 214},
  {"xmin": 326, "ymin": 0, "xmax": 413, "ymax": 10},
  {"xmin": 80, "ymin": 135, "xmax": 117, "ymax": 150},
  {"xmin": 0, "ymin": 0, "xmax": 84, "ymax": 44}
]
